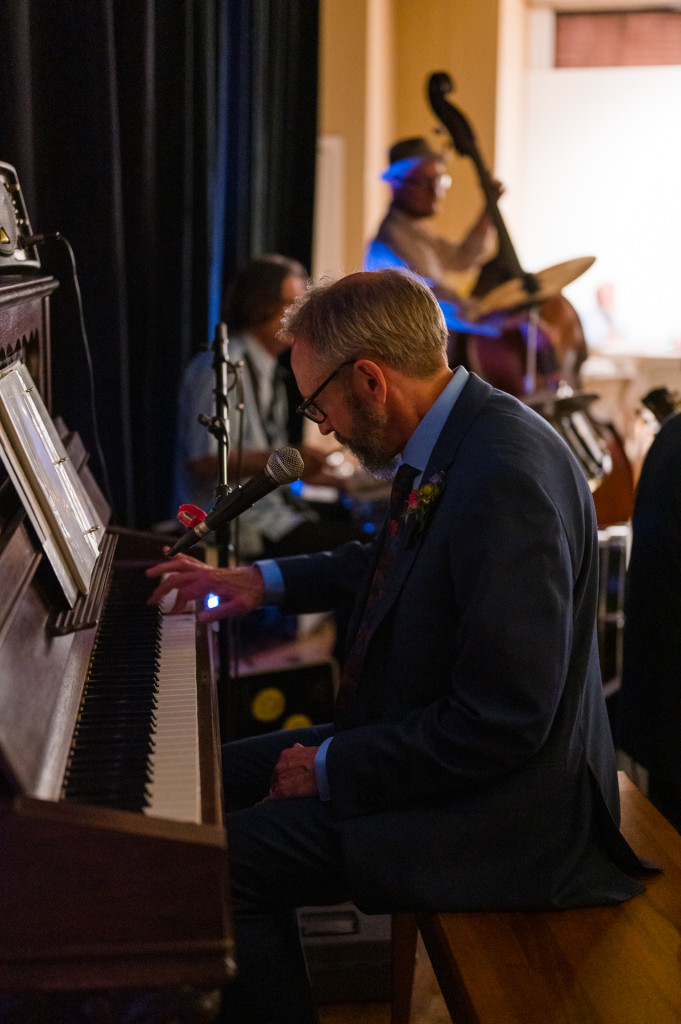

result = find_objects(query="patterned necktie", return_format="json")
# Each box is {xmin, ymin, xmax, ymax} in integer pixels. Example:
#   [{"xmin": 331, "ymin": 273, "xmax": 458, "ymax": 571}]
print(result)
[{"xmin": 335, "ymin": 462, "xmax": 418, "ymax": 717}]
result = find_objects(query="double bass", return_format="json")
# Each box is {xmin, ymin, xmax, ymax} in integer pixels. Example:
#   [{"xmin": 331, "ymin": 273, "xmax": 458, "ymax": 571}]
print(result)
[{"xmin": 427, "ymin": 71, "xmax": 634, "ymax": 526}]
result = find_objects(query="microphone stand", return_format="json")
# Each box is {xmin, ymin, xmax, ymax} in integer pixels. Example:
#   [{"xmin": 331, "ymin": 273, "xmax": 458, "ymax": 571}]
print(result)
[
  {"xmin": 206, "ymin": 321, "xmax": 241, "ymax": 737},
  {"xmin": 211, "ymin": 321, "xmax": 232, "ymax": 504}
]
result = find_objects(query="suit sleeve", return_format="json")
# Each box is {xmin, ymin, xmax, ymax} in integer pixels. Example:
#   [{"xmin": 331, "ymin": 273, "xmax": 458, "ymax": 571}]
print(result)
[{"xmin": 275, "ymin": 539, "xmax": 375, "ymax": 615}]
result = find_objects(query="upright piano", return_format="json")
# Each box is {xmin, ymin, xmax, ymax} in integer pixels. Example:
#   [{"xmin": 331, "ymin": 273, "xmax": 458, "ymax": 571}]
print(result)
[{"xmin": 0, "ymin": 273, "xmax": 234, "ymax": 994}]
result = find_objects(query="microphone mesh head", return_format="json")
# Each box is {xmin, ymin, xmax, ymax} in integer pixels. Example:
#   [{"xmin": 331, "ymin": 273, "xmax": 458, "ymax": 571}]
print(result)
[{"xmin": 267, "ymin": 446, "xmax": 305, "ymax": 484}]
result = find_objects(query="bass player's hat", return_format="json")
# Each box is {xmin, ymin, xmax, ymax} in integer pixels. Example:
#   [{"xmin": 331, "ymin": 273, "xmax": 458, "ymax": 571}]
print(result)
[{"xmin": 381, "ymin": 136, "xmax": 445, "ymax": 183}]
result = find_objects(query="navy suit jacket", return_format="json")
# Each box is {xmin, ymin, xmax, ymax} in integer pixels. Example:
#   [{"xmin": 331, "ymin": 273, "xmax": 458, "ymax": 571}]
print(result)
[{"xmin": 277, "ymin": 373, "xmax": 644, "ymax": 912}]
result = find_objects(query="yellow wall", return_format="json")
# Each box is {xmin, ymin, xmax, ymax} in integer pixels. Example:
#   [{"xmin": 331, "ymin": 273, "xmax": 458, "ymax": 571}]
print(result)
[
  {"xmin": 319, "ymin": 0, "xmax": 515, "ymax": 281},
  {"xmin": 392, "ymin": 0, "xmax": 500, "ymax": 255},
  {"xmin": 319, "ymin": 0, "xmax": 368, "ymax": 276}
]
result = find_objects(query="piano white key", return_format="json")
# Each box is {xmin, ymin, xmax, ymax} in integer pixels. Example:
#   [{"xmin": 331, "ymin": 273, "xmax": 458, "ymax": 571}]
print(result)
[{"xmin": 144, "ymin": 613, "xmax": 201, "ymax": 824}]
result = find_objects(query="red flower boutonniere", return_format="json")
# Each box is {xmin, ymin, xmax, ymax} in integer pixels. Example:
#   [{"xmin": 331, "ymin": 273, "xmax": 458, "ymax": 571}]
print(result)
[{"xmin": 404, "ymin": 473, "xmax": 443, "ymax": 531}]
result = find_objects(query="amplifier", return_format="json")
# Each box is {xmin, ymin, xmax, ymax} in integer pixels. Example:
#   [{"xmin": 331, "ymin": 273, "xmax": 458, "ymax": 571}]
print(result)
[
  {"xmin": 226, "ymin": 658, "xmax": 338, "ymax": 741},
  {"xmin": 298, "ymin": 903, "xmax": 392, "ymax": 1004}
]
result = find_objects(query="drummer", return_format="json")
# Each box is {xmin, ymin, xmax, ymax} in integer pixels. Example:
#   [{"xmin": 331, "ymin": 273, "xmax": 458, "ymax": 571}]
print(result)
[{"xmin": 363, "ymin": 136, "xmax": 502, "ymax": 331}]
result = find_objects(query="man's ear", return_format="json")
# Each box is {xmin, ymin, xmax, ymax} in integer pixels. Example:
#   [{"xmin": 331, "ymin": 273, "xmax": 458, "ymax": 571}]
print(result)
[{"xmin": 353, "ymin": 359, "xmax": 387, "ymax": 405}]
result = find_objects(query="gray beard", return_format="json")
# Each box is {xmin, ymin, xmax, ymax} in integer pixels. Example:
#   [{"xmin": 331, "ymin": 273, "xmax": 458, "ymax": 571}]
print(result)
[
  {"xmin": 334, "ymin": 392, "xmax": 400, "ymax": 480},
  {"xmin": 336, "ymin": 433, "xmax": 400, "ymax": 479}
]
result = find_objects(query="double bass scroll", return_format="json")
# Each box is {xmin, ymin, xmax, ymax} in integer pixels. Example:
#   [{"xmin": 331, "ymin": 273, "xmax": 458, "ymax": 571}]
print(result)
[{"xmin": 428, "ymin": 71, "xmax": 537, "ymax": 300}]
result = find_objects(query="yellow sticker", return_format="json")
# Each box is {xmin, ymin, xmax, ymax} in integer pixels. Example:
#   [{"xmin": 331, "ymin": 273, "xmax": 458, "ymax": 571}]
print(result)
[
  {"xmin": 283, "ymin": 713, "xmax": 312, "ymax": 730},
  {"xmin": 251, "ymin": 686, "xmax": 286, "ymax": 722}
]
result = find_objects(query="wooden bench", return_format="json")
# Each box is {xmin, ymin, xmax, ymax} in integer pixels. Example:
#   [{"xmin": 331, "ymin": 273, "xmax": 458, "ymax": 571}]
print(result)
[{"xmin": 390, "ymin": 772, "xmax": 681, "ymax": 1024}]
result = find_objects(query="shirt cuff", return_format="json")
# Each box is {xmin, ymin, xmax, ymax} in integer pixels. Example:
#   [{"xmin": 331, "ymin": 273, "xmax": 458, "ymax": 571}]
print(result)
[
  {"xmin": 254, "ymin": 559, "xmax": 285, "ymax": 605},
  {"xmin": 314, "ymin": 736, "xmax": 333, "ymax": 801}
]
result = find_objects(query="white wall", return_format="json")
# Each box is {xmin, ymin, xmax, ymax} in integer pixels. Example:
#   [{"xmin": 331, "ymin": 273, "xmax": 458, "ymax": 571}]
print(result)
[
  {"xmin": 312, "ymin": 135, "xmax": 346, "ymax": 281},
  {"xmin": 517, "ymin": 59, "xmax": 681, "ymax": 352}
]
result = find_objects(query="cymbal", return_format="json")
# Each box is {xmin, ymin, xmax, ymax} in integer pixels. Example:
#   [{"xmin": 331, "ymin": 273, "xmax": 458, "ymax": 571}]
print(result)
[{"xmin": 472, "ymin": 256, "xmax": 596, "ymax": 319}]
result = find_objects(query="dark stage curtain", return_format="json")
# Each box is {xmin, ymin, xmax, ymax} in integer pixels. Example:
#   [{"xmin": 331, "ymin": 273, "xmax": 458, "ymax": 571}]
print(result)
[{"xmin": 0, "ymin": 0, "xmax": 318, "ymax": 528}]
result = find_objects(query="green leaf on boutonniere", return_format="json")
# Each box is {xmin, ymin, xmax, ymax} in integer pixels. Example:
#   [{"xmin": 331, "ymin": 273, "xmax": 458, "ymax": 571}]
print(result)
[{"xmin": 404, "ymin": 473, "xmax": 443, "ymax": 531}]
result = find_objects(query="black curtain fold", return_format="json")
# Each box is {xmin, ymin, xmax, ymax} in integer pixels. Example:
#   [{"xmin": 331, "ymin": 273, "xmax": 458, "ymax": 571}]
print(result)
[
  {"xmin": 0, "ymin": 0, "xmax": 319, "ymax": 528},
  {"xmin": 222, "ymin": 0, "xmax": 319, "ymax": 279}
]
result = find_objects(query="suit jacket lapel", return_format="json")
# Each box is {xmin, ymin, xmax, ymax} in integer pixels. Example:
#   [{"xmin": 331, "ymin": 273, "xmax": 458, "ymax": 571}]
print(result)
[{"xmin": 349, "ymin": 373, "xmax": 494, "ymax": 653}]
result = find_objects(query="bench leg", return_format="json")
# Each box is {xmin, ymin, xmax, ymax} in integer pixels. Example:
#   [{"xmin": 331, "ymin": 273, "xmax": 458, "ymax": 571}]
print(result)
[
  {"xmin": 417, "ymin": 913, "xmax": 480, "ymax": 1024},
  {"xmin": 390, "ymin": 913, "xmax": 418, "ymax": 1024}
]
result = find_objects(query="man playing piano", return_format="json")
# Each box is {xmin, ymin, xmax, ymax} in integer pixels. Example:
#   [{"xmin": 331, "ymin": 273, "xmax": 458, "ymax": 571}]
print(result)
[{"xmin": 147, "ymin": 269, "xmax": 645, "ymax": 1024}]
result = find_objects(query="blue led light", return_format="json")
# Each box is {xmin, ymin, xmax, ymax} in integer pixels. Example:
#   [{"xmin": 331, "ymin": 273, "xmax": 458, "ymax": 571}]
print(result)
[{"xmin": 206, "ymin": 593, "xmax": 220, "ymax": 609}]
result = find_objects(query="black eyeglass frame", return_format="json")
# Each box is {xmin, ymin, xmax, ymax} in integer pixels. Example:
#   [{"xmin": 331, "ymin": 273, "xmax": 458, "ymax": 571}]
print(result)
[{"xmin": 296, "ymin": 359, "xmax": 356, "ymax": 423}]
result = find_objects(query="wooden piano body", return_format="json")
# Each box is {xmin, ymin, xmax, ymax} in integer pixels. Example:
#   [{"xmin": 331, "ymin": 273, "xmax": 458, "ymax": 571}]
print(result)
[{"xmin": 0, "ymin": 274, "xmax": 234, "ymax": 992}]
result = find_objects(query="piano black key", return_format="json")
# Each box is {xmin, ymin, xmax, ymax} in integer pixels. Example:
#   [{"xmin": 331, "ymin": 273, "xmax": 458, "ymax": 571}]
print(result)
[
  {"xmin": 66, "ymin": 766, "xmax": 152, "ymax": 783},
  {"xmin": 72, "ymin": 718, "xmax": 157, "ymax": 733},
  {"xmin": 61, "ymin": 565, "xmax": 203, "ymax": 821},
  {"xmin": 81, "ymin": 684, "xmax": 159, "ymax": 697},
  {"xmin": 68, "ymin": 739, "xmax": 156, "ymax": 756},
  {"xmin": 78, "ymin": 691, "xmax": 158, "ymax": 704},
  {"xmin": 67, "ymin": 739, "xmax": 153, "ymax": 758},
  {"xmin": 66, "ymin": 759, "xmax": 152, "ymax": 774}
]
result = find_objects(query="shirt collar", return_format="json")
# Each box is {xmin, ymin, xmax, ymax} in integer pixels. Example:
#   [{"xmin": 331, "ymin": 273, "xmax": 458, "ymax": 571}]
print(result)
[{"xmin": 402, "ymin": 365, "xmax": 468, "ymax": 481}]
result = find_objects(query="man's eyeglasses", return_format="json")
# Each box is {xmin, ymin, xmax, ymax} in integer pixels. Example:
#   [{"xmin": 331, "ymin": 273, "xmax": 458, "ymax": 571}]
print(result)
[
  {"xmin": 296, "ymin": 359, "xmax": 355, "ymax": 423},
  {"xmin": 401, "ymin": 173, "xmax": 452, "ymax": 192}
]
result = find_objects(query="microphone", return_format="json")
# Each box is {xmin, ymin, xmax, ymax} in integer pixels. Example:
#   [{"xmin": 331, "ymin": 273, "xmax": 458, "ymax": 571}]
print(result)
[{"xmin": 168, "ymin": 445, "xmax": 305, "ymax": 555}]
